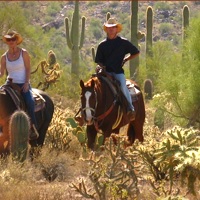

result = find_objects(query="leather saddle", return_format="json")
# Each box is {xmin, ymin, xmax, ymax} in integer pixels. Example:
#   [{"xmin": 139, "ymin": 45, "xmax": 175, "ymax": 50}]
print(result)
[
  {"xmin": 0, "ymin": 83, "xmax": 45, "ymax": 113},
  {"xmin": 92, "ymin": 70, "xmax": 141, "ymax": 104}
]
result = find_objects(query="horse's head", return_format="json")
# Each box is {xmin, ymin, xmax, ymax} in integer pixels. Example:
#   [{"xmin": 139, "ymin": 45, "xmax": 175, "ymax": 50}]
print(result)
[{"xmin": 80, "ymin": 79, "xmax": 97, "ymax": 125}]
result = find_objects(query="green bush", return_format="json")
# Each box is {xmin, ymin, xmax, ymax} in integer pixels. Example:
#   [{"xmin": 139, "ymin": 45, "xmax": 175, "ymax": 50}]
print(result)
[
  {"xmin": 152, "ymin": 16, "xmax": 200, "ymax": 128},
  {"xmin": 159, "ymin": 23, "xmax": 174, "ymax": 36}
]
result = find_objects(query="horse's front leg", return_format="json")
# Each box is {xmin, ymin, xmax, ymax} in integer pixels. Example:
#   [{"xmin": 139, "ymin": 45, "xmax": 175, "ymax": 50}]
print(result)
[{"xmin": 87, "ymin": 124, "xmax": 97, "ymax": 150}]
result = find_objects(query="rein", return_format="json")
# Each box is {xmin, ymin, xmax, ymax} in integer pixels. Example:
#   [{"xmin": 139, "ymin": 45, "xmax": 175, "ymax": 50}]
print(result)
[
  {"xmin": 95, "ymin": 99, "xmax": 117, "ymax": 121},
  {"xmin": 90, "ymin": 78, "xmax": 117, "ymax": 130},
  {"xmin": 77, "ymin": 75, "xmax": 119, "ymax": 131}
]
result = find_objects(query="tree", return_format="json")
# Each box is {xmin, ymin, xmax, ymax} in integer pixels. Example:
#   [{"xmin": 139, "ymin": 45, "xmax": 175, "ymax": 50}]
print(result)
[{"xmin": 152, "ymin": 16, "xmax": 200, "ymax": 128}]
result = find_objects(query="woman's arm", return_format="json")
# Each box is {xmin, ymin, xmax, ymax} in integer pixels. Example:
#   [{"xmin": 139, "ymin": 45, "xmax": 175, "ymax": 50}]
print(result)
[
  {"xmin": 22, "ymin": 49, "xmax": 31, "ymax": 92},
  {"xmin": 0, "ymin": 54, "xmax": 6, "ymax": 78}
]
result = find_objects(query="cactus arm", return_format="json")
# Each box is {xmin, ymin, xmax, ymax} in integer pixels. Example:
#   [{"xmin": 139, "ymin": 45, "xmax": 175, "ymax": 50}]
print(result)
[
  {"xmin": 64, "ymin": 17, "xmax": 73, "ymax": 50},
  {"xmin": 79, "ymin": 16, "xmax": 86, "ymax": 49},
  {"xmin": 71, "ymin": 1, "xmax": 79, "ymax": 47},
  {"xmin": 106, "ymin": 12, "xmax": 111, "ymax": 20},
  {"xmin": 91, "ymin": 47, "xmax": 95, "ymax": 62}
]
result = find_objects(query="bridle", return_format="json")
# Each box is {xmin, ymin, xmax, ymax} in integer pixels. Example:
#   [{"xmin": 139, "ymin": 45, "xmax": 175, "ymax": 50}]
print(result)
[
  {"xmin": 75, "ymin": 82, "xmax": 117, "ymax": 130},
  {"xmin": 81, "ymin": 89, "xmax": 98, "ymax": 118}
]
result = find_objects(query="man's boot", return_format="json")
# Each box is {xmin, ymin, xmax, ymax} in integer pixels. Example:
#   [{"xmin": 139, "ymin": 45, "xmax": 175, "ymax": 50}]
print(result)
[{"xmin": 127, "ymin": 108, "xmax": 136, "ymax": 121}]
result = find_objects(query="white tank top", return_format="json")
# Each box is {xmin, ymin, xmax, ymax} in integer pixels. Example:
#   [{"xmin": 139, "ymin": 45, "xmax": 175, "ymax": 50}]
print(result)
[{"xmin": 6, "ymin": 49, "xmax": 26, "ymax": 84}]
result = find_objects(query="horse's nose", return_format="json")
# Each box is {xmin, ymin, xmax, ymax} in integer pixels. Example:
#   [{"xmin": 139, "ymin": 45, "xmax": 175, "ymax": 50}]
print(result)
[
  {"xmin": 84, "ymin": 114, "xmax": 93, "ymax": 125},
  {"xmin": 81, "ymin": 112, "xmax": 92, "ymax": 125},
  {"xmin": 85, "ymin": 117, "xmax": 93, "ymax": 125}
]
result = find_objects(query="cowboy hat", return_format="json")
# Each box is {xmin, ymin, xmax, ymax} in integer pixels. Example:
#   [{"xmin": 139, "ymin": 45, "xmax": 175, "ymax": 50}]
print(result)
[
  {"xmin": 2, "ymin": 30, "xmax": 23, "ymax": 45},
  {"xmin": 103, "ymin": 18, "xmax": 122, "ymax": 33}
]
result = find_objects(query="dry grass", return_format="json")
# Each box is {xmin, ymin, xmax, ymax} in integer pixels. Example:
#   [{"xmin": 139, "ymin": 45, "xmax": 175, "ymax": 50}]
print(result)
[{"xmin": 0, "ymin": 99, "xmax": 199, "ymax": 200}]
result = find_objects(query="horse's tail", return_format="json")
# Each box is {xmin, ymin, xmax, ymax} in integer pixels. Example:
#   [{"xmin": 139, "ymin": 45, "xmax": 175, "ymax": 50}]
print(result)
[
  {"xmin": 127, "ymin": 87, "xmax": 145, "ymax": 144},
  {"xmin": 133, "ymin": 90, "xmax": 145, "ymax": 142}
]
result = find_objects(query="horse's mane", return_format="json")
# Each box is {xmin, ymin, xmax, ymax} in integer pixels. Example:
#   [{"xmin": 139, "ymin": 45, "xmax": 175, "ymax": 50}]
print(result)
[{"xmin": 86, "ymin": 77, "xmax": 101, "ymax": 92}]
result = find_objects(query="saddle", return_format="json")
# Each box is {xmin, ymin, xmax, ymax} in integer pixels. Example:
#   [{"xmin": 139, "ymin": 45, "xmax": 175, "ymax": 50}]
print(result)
[
  {"xmin": 92, "ymin": 69, "xmax": 141, "ymax": 106},
  {"xmin": 0, "ymin": 84, "xmax": 45, "ymax": 113}
]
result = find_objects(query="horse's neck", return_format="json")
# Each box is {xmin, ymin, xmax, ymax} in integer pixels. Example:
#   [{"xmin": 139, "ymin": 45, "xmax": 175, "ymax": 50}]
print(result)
[{"xmin": 97, "ymin": 80, "xmax": 114, "ymax": 110}]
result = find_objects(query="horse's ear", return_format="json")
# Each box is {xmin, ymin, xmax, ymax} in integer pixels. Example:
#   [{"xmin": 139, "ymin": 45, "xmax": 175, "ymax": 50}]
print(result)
[{"xmin": 80, "ymin": 80, "xmax": 85, "ymax": 89}]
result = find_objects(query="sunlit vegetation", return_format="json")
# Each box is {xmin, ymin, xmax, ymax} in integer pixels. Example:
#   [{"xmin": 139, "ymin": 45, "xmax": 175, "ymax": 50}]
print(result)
[{"xmin": 0, "ymin": 1, "xmax": 200, "ymax": 199}]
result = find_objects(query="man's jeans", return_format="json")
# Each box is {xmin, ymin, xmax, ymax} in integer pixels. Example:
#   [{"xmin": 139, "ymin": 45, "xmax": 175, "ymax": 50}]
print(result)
[{"xmin": 108, "ymin": 72, "xmax": 134, "ymax": 111}]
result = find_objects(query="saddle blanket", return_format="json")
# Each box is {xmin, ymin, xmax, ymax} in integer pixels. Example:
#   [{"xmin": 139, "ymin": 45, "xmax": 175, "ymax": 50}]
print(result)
[{"xmin": 126, "ymin": 80, "xmax": 141, "ymax": 101}]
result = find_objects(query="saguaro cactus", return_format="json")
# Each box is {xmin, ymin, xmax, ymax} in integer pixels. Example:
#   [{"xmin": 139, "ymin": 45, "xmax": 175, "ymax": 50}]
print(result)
[
  {"xmin": 146, "ymin": 6, "xmax": 153, "ymax": 58},
  {"xmin": 106, "ymin": 12, "xmax": 111, "ymax": 21},
  {"xmin": 144, "ymin": 79, "xmax": 153, "ymax": 100},
  {"xmin": 130, "ymin": 1, "xmax": 145, "ymax": 80},
  {"xmin": 182, "ymin": 5, "xmax": 190, "ymax": 42},
  {"xmin": 9, "ymin": 110, "xmax": 30, "ymax": 162},
  {"xmin": 64, "ymin": 1, "xmax": 86, "ymax": 75}
]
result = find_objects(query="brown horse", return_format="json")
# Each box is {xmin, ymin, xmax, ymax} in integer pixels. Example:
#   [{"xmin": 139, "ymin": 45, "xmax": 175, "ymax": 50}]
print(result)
[
  {"xmin": 0, "ymin": 87, "xmax": 54, "ymax": 156},
  {"xmin": 78, "ymin": 74, "xmax": 145, "ymax": 149}
]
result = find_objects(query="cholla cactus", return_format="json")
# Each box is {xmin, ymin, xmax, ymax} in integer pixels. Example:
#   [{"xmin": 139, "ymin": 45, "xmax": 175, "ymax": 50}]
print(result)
[
  {"xmin": 46, "ymin": 107, "xmax": 72, "ymax": 151},
  {"xmin": 31, "ymin": 50, "xmax": 61, "ymax": 91},
  {"xmin": 70, "ymin": 137, "xmax": 139, "ymax": 199}
]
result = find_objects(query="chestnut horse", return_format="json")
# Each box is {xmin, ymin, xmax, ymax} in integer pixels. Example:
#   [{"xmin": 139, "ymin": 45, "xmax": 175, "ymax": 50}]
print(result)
[
  {"xmin": 0, "ymin": 87, "xmax": 54, "ymax": 156},
  {"xmin": 78, "ymin": 74, "xmax": 145, "ymax": 149}
]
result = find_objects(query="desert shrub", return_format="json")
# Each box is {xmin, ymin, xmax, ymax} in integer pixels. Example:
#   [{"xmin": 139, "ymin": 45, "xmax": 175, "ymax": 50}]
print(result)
[
  {"xmin": 70, "ymin": 137, "xmax": 139, "ymax": 200},
  {"xmin": 159, "ymin": 23, "xmax": 174, "ymax": 36},
  {"xmin": 46, "ymin": 2, "xmax": 62, "ymax": 17},
  {"xmin": 152, "ymin": 17, "xmax": 200, "ymax": 127},
  {"xmin": 89, "ymin": 18, "xmax": 103, "ymax": 40},
  {"xmin": 154, "ymin": 2, "xmax": 171, "ymax": 11},
  {"xmin": 154, "ymin": 108, "xmax": 165, "ymax": 130},
  {"xmin": 45, "ymin": 107, "xmax": 72, "ymax": 152},
  {"xmin": 135, "ymin": 126, "xmax": 200, "ymax": 197},
  {"xmin": 145, "ymin": 40, "xmax": 175, "ymax": 85}
]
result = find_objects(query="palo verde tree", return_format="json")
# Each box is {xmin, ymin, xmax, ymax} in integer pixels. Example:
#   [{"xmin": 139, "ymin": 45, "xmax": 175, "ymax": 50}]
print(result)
[{"xmin": 153, "ymin": 16, "xmax": 200, "ymax": 128}]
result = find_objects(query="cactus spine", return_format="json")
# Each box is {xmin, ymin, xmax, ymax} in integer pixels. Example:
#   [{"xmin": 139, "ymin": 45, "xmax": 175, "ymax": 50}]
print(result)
[
  {"xmin": 182, "ymin": 5, "xmax": 190, "ymax": 42},
  {"xmin": 64, "ymin": 1, "xmax": 86, "ymax": 75},
  {"xmin": 130, "ymin": 0, "xmax": 139, "ymax": 80},
  {"xmin": 9, "ymin": 110, "xmax": 30, "ymax": 162},
  {"xmin": 146, "ymin": 6, "xmax": 153, "ymax": 58}
]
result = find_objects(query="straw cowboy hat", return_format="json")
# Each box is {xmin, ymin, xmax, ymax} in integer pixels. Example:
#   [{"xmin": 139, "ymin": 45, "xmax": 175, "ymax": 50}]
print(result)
[
  {"xmin": 103, "ymin": 18, "xmax": 122, "ymax": 33},
  {"xmin": 2, "ymin": 30, "xmax": 23, "ymax": 45}
]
